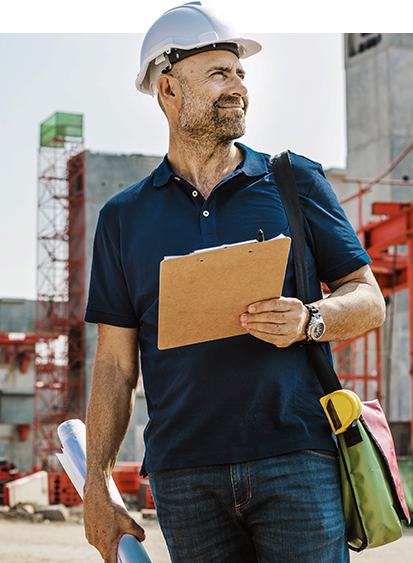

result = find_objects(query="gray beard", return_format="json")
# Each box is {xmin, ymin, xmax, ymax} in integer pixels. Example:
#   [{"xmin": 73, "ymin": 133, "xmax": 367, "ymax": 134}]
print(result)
[{"xmin": 178, "ymin": 86, "xmax": 248, "ymax": 145}]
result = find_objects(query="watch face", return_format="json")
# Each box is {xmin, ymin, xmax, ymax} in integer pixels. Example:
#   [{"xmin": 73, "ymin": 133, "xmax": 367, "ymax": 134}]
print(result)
[
  {"xmin": 312, "ymin": 322, "xmax": 325, "ymax": 340},
  {"xmin": 310, "ymin": 319, "xmax": 326, "ymax": 340},
  {"xmin": 305, "ymin": 307, "xmax": 325, "ymax": 341}
]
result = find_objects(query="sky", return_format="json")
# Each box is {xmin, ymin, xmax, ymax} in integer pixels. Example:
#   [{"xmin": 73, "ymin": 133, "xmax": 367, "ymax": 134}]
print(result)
[{"xmin": 0, "ymin": 0, "xmax": 403, "ymax": 301}]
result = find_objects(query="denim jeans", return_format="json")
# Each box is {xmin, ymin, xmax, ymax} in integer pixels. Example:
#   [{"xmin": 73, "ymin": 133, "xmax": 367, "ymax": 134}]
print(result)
[{"xmin": 148, "ymin": 450, "xmax": 349, "ymax": 563}]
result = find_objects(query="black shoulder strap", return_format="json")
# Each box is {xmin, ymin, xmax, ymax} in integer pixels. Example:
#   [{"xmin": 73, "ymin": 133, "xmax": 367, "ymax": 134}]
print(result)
[
  {"xmin": 270, "ymin": 151, "xmax": 310, "ymax": 304},
  {"xmin": 270, "ymin": 151, "xmax": 342, "ymax": 395}
]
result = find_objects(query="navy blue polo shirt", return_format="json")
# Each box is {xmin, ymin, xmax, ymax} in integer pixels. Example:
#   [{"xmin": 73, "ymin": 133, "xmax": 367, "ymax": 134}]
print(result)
[{"xmin": 85, "ymin": 143, "xmax": 371, "ymax": 476}]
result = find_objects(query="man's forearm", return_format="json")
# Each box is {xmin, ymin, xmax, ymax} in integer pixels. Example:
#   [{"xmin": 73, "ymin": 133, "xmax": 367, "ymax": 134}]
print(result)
[
  {"xmin": 83, "ymin": 327, "xmax": 144, "ymax": 563},
  {"xmin": 85, "ymin": 358, "xmax": 138, "ymax": 495},
  {"xmin": 317, "ymin": 266, "xmax": 386, "ymax": 343}
]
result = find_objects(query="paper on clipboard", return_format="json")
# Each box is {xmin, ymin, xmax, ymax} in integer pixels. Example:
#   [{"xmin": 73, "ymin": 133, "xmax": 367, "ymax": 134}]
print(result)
[{"xmin": 158, "ymin": 235, "xmax": 291, "ymax": 349}]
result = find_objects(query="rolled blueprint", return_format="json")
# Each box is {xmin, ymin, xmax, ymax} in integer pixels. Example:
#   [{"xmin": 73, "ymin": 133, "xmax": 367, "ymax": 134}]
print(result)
[{"xmin": 57, "ymin": 419, "xmax": 152, "ymax": 563}]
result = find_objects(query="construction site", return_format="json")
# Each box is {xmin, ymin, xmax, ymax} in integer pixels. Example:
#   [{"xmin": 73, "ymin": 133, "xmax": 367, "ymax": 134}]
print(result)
[{"xmin": 1, "ymin": 32, "xmax": 413, "ymax": 561}]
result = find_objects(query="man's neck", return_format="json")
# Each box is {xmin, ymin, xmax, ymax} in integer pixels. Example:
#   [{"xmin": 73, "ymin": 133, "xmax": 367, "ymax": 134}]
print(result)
[{"xmin": 167, "ymin": 137, "xmax": 244, "ymax": 199}]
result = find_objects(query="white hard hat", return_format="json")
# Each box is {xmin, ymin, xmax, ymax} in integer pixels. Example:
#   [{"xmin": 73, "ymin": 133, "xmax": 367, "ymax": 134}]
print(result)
[{"xmin": 135, "ymin": 1, "xmax": 262, "ymax": 96}]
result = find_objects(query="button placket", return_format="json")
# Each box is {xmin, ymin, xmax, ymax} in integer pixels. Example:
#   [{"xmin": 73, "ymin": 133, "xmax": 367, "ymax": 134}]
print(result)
[{"xmin": 199, "ymin": 195, "xmax": 217, "ymax": 243}]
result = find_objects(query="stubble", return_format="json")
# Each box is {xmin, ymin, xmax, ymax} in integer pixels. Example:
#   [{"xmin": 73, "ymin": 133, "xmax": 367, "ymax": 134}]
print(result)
[{"xmin": 177, "ymin": 79, "xmax": 248, "ymax": 145}]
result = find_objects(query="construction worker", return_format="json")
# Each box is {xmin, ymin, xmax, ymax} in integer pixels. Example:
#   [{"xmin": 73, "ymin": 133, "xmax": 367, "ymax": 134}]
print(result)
[{"xmin": 83, "ymin": 3, "xmax": 386, "ymax": 562}]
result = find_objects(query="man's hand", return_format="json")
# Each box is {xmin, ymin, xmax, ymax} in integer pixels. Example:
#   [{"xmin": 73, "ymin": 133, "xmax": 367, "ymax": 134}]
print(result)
[
  {"xmin": 83, "ymin": 488, "xmax": 145, "ymax": 563},
  {"xmin": 240, "ymin": 296, "xmax": 309, "ymax": 348},
  {"xmin": 240, "ymin": 266, "xmax": 386, "ymax": 347}
]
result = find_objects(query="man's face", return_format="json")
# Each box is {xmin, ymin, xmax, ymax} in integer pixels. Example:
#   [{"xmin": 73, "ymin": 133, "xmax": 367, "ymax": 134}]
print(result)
[{"xmin": 171, "ymin": 50, "xmax": 249, "ymax": 144}]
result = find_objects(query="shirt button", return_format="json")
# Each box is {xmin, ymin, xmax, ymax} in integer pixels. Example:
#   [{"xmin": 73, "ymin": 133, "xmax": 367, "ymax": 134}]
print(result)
[
  {"xmin": 174, "ymin": 176, "xmax": 180, "ymax": 182},
  {"xmin": 203, "ymin": 210, "xmax": 210, "ymax": 217},
  {"xmin": 192, "ymin": 190, "xmax": 198, "ymax": 197}
]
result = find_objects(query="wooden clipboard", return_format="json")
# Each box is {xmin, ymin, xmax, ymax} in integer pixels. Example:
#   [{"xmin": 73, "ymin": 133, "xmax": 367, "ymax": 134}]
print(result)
[{"xmin": 158, "ymin": 236, "xmax": 291, "ymax": 349}]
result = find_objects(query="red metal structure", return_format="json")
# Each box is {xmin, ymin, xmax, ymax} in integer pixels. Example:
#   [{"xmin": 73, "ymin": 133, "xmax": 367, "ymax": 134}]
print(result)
[
  {"xmin": 34, "ymin": 113, "xmax": 85, "ymax": 471},
  {"xmin": 332, "ymin": 328, "xmax": 383, "ymax": 403},
  {"xmin": 332, "ymin": 141, "xmax": 413, "ymax": 453},
  {"xmin": 0, "ymin": 460, "xmax": 23, "ymax": 505},
  {"xmin": 0, "ymin": 333, "xmax": 40, "ymax": 375}
]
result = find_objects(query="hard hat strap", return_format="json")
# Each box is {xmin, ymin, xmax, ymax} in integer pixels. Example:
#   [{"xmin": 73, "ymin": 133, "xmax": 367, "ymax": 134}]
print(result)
[{"xmin": 161, "ymin": 42, "xmax": 240, "ymax": 74}]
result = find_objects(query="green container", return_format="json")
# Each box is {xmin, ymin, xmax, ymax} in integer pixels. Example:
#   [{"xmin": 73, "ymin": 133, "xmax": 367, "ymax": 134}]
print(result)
[
  {"xmin": 40, "ymin": 112, "xmax": 83, "ymax": 147},
  {"xmin": 398, "ymin": 457, "xmax": 413, "ymax": 516}
]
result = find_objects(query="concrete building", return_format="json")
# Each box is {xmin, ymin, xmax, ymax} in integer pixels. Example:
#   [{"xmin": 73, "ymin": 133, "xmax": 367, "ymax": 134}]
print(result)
[
  {"xmin": 345, "ymin": 33, "xmax": 413, "ymax": 216},
  {"xmin": 344, "ymin": 33, "xmax": 413, "ymax": 428},
  {"xmin": 83, "ymin": 152, "xmax": 162, "ymax": 463}
]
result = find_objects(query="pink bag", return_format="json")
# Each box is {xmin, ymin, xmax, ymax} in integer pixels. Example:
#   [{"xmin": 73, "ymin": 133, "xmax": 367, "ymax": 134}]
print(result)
[{"xmin": 362, "ymin": 400, "xmax": 410, "ymax": 521}]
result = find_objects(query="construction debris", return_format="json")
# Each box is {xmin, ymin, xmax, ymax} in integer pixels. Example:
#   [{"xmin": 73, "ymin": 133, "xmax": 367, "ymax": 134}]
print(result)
[
  {"xmin": 35, "ymin": 504, "xmax": 70, "ymax": 522},
  {"xmin": 0, "ymin": 503, "xmax": 43, "ymax": 523},
  {"xmin": 0, "ymin": 502, "xmax": 83, "ymax": 524}
]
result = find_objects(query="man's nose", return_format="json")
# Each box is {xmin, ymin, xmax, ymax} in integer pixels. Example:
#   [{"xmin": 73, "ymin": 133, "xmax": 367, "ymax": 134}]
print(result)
[{"xmin": 229, "ymin": 74, "xmax": 248, "ymax": 98}]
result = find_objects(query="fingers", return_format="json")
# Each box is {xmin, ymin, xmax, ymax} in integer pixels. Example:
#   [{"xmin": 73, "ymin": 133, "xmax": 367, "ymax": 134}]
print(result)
[
  {"xmin": 240, "ymin": 297, "xmax": 308, "ymax": 347},
  {"xmin": 240, "ymin": 318, "xmax": 299, "ymax": 348},
  {"xmin": 103, "ymin": 518, "xmax": 146, "ymax": 563},
  {"xmin": 84, "ymin": 494, "xmax": 146, "ymax": 563},
  {"xmin": 126, "ymin": 517, "xmax": 146, "ymax": 543},
  {"xmin": 246, "ymin": 296, "xmax": 300, "ymax": 314},
  {"xmin": 241, "ymin": 297, "xmax": 303, "ymax": 328}
]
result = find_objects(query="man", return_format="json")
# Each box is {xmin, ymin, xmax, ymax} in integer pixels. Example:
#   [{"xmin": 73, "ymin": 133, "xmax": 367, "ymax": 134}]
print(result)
[{"xmin": 83, "ymin": 3, "xmax": 386, "ymax": 562}]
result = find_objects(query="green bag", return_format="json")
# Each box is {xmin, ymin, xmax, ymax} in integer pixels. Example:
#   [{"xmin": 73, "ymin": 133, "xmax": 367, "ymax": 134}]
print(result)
[
  {"xmin": 337, "ymin": 402, "xmax": 410, "ymax": 551},
  {"xmin": 271, "ymin": 150, "xmax": 411, "ymax": 552}
]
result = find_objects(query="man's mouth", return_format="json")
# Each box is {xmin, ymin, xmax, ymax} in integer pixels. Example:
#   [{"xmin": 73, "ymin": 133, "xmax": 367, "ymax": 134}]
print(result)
[
  {"xmin": 214, "ymin": 96, "xmax": 245, "ymax": 111},
  {"xmin": 217, "ymin": 105, "xmax": 244, "ymax": 110}
]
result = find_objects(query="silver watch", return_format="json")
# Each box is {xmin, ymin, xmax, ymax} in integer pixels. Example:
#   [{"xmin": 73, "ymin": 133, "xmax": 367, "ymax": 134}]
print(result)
[{"xmin": 304, "ymin": 304, "xmax": 326, "ymax": 341}]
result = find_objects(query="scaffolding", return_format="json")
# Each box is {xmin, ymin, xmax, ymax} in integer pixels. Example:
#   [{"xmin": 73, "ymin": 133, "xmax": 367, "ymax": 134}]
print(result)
[{"xmin": 34, "ymin": 113, "xmax": 85, "ymax": 471}]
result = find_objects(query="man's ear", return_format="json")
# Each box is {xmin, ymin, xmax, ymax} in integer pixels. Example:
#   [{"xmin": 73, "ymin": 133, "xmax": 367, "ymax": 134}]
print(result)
[{"xmin": 157, "ymin": 74, "xmax": 179, "ymax": 104}]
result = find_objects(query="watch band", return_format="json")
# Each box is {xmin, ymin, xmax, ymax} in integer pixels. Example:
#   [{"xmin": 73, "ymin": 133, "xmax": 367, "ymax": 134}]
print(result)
[
  {"xmin": 304, "ymin": 304, "xmax": 325, "ymax": 341},
  {"xmin": 305, "ymin": 304, "xmax": 319, "ymax": 316}
]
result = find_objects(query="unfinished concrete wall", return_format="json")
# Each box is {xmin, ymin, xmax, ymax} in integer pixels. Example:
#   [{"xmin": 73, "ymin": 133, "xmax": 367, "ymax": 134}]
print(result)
[
  {"xmin": 345, "ymin": 33, "xmax": 413, "ymax": 422},
  {"xmin": 83, "ymin": 152, "xmax": 162, "ymax": 463},
  {"xmin": 0, "ymin": 299, "xmax": 36, "ymax": 472},
  {"xmin": 0, "ymin": 299, "xmax": 35, "ymax": 333}
]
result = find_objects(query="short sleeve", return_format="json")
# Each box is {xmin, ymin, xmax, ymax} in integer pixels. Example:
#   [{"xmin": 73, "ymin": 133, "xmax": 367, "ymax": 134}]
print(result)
[
  {"xmin": 292, "ymin": 154, "xmax": 371, "ymax": 283},
  {"xmin": 84, "ymin": 208, "xmax": 139, "ymax": 328}
]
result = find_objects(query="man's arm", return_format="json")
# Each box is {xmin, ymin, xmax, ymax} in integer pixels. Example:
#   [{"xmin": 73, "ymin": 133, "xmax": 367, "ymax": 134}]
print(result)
[
  {"xmin": 240, "ymin": 265, "xmax": 385, "ymax": 347},
  {"xmin": 83, "ymin": 323, "xmax": 145, "ymax": 563}
]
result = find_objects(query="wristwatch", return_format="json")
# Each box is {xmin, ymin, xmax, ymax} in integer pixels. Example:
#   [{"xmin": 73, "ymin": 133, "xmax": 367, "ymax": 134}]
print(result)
[{"xmin": 304, "ymin": 304, "xmax": 326, "ymax": 341}]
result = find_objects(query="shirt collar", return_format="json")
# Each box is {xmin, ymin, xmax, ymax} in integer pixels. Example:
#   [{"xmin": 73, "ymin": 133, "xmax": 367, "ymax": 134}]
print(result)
[{"xmin": 152, "ymin": 143, "xmax": 268, "ymax": 188}]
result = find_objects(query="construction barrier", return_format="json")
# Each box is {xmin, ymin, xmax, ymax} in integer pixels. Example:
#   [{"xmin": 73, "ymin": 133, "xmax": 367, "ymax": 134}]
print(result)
[
  {"xmin": 48, "ymin": 472, "xmax": 82, "ymax": 506},
  {"xmin": 112, "ymin": 462, "xmax": 155, "ymax": 510},
  {"xmin": 4, "ymin": 471, "xmax": 49, "ymax": 507}
]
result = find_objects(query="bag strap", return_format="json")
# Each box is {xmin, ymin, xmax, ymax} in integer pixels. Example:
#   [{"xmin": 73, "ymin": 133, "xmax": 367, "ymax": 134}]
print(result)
[
  {"xmin": 270, "ymin": 151, "xmax": 311, "ymax": 304},
  {"xmin": 270, "ymin": 151, "xmax": 342, "ymax": 395}
]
